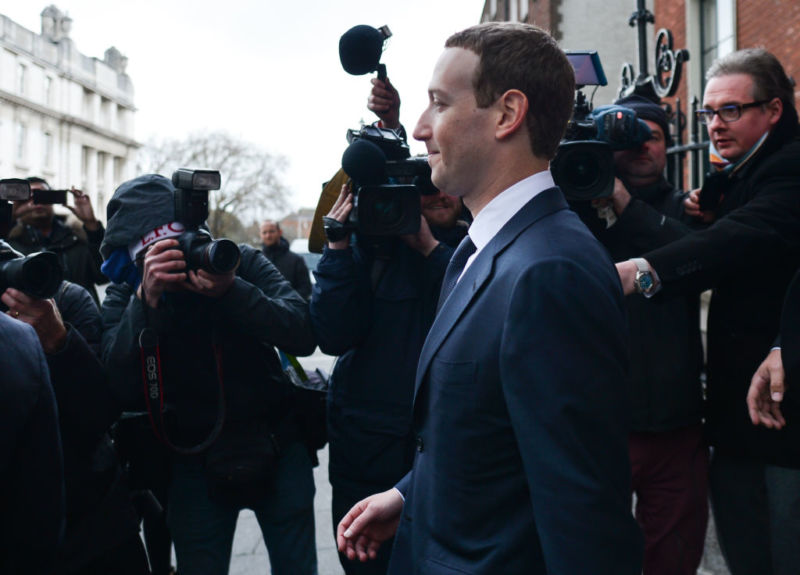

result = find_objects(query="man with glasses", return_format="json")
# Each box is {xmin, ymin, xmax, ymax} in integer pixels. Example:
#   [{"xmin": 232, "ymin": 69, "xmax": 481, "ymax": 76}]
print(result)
[{"xmin": 616, "ymin": 48, "xmax": 800, "ymax": 575}]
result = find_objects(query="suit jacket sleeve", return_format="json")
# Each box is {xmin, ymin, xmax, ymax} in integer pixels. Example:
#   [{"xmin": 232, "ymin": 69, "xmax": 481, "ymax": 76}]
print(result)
[
  {"xmin": 645, "ymin": 170, "xmax": 800, "ymax": 295},
  {"xmin": 500, "ymin": 258, "xmax": 642, "ymax": 574},
  {"xmin": 0, "ymin": 321, "xmax": 64, "ymax": 573}
]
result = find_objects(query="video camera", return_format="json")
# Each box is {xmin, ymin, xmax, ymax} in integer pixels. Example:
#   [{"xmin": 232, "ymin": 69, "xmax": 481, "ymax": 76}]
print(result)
[
  {"xmin": 171, "ymin": 169, "xmax": 241, "ymax": 273},
  {"xmin": 0, "ymin": 179, "xmax": 63, "ymax": 299},
  {"xmin": 331, "ymin": 125, "xmax": 437, "ymax": 237},
  {"xmin": 552, "ymin": 51, "xmax": 654, "ymax": 202}
]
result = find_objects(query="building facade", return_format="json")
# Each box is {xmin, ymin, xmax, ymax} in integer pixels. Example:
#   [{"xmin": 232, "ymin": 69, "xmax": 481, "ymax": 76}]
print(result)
[
  {"xmin": 0, "ymin": 6, "xmax": 138, "ymax": 220},
  {"xmin": 481, "ymin": 0, "xmax": 649, "ymax": 107}
]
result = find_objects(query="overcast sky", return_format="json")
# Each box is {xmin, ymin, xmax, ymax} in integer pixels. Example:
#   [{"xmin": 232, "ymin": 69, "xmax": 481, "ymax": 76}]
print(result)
[{"xmin": 4, "ymin": 1, "xmax": 486, "ymax": 213}]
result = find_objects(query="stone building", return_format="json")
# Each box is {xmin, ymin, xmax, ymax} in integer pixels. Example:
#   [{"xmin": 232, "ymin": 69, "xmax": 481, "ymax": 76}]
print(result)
[{"xmin": 0, "ymin": 5, "xmax": 138, "ymax": 220}]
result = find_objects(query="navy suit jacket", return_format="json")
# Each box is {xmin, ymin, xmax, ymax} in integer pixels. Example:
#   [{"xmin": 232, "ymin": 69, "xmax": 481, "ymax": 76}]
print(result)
[
  {"xmin": 390, "ymin": 188, "xmax": 643, "ymax": 575},
  {"xmin": 0, "ymin": 313, "xmax": 64, "ymax": 573}
]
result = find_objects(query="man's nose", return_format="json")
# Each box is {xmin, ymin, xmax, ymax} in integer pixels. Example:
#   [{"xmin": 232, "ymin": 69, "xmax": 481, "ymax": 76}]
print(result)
[{"xmin": 413, "ymin": 111, "xmax": 431, "ymax": 142}]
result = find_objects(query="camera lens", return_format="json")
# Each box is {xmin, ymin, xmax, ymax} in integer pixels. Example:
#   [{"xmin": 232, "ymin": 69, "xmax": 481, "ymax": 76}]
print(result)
[
  {"xmin": 206, "ymin": 239, "xmax": 240, "ymax": 273},
  {"xmin": 552, "ymin": 141, "xmax": 615, "ymax": 202}
]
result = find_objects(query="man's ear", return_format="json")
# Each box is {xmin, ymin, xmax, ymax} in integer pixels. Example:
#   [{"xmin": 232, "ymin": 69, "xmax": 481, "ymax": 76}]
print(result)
[
  {"xmin": 766, "ymin": 97, "xmax": 783, "ymax": 127},
  {"xmin": 495, "ymin": 89, "xmax": 528, "ymax": 141}
]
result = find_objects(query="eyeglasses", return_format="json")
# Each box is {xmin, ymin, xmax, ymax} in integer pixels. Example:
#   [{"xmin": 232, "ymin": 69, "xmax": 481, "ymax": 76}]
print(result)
[{"xmin": 696, "ymin": 100, "xmax": 769, "ymax": 124}]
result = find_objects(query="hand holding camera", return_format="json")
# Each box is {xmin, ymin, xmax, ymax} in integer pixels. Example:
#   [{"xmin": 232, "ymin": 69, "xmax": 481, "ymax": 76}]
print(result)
[
  {"xmin": 65, "ymin": 187, "xmax": 100, "ymax": 231},
  {"xmin": 2, "ymin": 287, "xmax": 67, "ymax": 353},
  {"xmin": 137, "ymin": 238, "xmax": 187, "ymax": 308}
]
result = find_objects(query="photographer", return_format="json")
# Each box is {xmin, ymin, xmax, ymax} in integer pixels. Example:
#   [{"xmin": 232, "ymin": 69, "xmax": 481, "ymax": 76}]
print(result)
[
  {"xmin": 0, "ymin": 239, "xmax": 146, "ymax": 574},
  {"xmin": 0, "ymin": 310, "xmax": 64, "ymax": 574},
  {"xmin": 9, "ymin": 177, "xmax": 108, "ymax": 306},
  {"xmin": 100, "ymin": 174, "xmax": 317, "ymax": 575},
  {"xmin": 310, "ymin": 78, "xmax": 467, "ymax": 575},
  {"xmin": 578, "ymin": 95, "xmax": 707, "ymax": 575}
]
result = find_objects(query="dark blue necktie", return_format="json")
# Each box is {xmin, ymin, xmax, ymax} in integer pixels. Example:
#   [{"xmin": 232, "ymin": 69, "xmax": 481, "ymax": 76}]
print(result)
[{"xmin": 437, "ymin": 235, "xmax": 476, "ymax": 313}]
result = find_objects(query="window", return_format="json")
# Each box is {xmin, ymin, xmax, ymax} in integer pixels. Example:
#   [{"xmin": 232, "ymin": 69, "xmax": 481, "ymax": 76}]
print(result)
[
  {"xmin": 521, "ymin": 0, "xmax": 529, "ymax": 21},
  {"xmin": 43, "ymin": 132, "xmax": 53, "ymax": 168},
  {"xmin": 15, "ymin": 122, "xmax": 27, "ymax": 164},
  {"xmin": 17, "ymin": 63, "xmax": 26, "ymax": 95},
  {"xmin": 113, "ymin": 156, "xmax": 124, "ymax": 188},
  {"xmin": 81, "ymin": 146, "xmax": 91, "ymax": 190},
  {"xmin": 83, "ymin": 88, "xmax": 94, "ymax": 122},
  {"xmin": 509, "ymin": 0, "xmax": 519, "ymax": 21},
  {"xmin": 701, "ymin": 0, "xmax": 736, "ymax": 87},
  {"xmin": 490, "ymin": 0, "xmax": 498, "ymax": 19},
  {"xmin": 44, "ymin": 76, "xmax": 53, "ymax": 105}
]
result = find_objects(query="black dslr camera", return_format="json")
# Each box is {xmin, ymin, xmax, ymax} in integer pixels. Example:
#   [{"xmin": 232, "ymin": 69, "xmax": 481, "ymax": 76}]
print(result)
[
  {"xmin": 552, "ymin": 51, "xmax": 653, "ymax": 202},
  {"xmin": 327, "ymin": 125, "xmax": 436, "ymax": 239},
  {"xmin": 0, "ymin": 179, "xmax": 63, "ymax": 299},
  {"xmin": 171, "ymin": 169, "xmax": 241, "ymax": 273}
]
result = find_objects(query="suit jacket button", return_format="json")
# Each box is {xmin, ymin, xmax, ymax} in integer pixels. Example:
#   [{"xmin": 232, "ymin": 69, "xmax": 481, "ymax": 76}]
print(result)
[{"xmin": 416, "ymin": 435, "xmax": 424, "ymax": 452}]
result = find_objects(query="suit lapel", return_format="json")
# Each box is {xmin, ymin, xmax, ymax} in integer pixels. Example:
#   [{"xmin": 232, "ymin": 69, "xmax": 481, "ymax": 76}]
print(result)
[{"xmin": 414, "ymin": 187, "xmax": 569, "ymax": 397}]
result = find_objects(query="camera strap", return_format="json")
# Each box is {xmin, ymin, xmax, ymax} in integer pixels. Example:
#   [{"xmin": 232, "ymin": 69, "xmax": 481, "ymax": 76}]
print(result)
[{"xmin": 138, "ymin": 327, "xmax": 226, "ymax": 455}]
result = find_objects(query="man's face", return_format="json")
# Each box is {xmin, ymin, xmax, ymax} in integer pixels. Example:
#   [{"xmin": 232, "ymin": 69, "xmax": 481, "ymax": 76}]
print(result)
[
  {"xmin": 420, "ymin": 190, "xmax": 462, "ymax": 230},
  {"xmin": 613, "ymin": 120, "xmax": 667, "ymax": 186},
  {"xmin": 13, "ymin": 182, "xmax": 54, "ymax": 228},
  {"xmin": 413, "ymin": 48, "xmax": 496, "ymax": 201},
  {"xmin": 260, "ymin": 222, "xmax": 280, "ymax": 247},
  {"xmin": 703, "ymin": 73, "xmax": 781, "ymax": 162}
]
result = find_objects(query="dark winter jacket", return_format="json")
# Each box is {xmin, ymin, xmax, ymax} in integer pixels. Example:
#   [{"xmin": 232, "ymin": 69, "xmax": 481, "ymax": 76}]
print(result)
[
  {"xmin": 592, "ymin": 178, "xmax": 705, "ymax": 432},
  {"xmin": 311, "ymin": 228, "xmax": 464, "ymax": 491},
  {"xmin": 645, "ymin": 126, "xmax": 800, "ymax": 467},
  {"xmin": 0, "ymin": 313, "xmax": 64, "ymax": 575},
  {"xmin": 262, "ymin": 237, "xmax": 312, "ymax": 299},
  {"xmin": 101, "ymin": 244, "xmax": 316, "ymax": 446},
  {"xmin": 46, "ymin": 281, "xmax": 140, "ymax": 573},
  {"xmin": 8, "ymin": 216, "xmax": 108, "ymax": 306}
]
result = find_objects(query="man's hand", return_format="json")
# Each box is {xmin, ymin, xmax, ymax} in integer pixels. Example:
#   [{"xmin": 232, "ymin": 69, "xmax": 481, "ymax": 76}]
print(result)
[
  {"xmin": 401, "ymin": 216, "xmax": 439, "ymax": 257},
  {"xmin": 368, "ymin": 77, "xmax": 401, "ymax": 130},
  {"xmin": 184, "ymin": 268, "xmax": 236, "ymax": 299},
  {"xmin": 683, "ymin": 189, "xmax": 715, "ymax": 223},
  {"xmin": 325, "ymin": 184, "xmax": 354, "ymax": 250},
  {"xmin": 616, "ymin": 260, "xmax": 638, "ymax": 296},
  {"xmin": 747, "ymin": 348, "xmax": 786, "ymax": 429},
  {"xmin": 2, "ymin": 288, "xmax": 67, "ymax": 354},
  {"xmin": 610, "ymin": 178, "xmax": 632, "ymax": 215},
  {"xmin": 337, "ymin": 489, "xmax": 403, "ymax": 563},
  {"xmin": 137, "ymin": 239, "xmax": 187, "ymax": 308},
  {"xmin": 66, "ymin": 187, "xmax": 100, "ymax": 231}
]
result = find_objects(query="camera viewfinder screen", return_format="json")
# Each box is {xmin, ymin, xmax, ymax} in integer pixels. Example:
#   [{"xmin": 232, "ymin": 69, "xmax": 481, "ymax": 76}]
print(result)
[{"xmin": 566, "ymin": 51, "xmax": 608, "ymax": 87}]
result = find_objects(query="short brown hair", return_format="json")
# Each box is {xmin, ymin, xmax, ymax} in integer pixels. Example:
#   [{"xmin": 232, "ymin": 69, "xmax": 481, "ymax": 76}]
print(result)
[{"xmin": 445, "ymin": 22, "xmax": 575, "ymax": 159}]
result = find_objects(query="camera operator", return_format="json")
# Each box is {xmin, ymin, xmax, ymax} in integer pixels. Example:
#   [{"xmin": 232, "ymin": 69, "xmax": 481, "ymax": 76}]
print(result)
[
  {"xmin": 0, "ymin": 239, "xmax": 147, "ymax": 574},
  {"xmin": 310, "ymin": 78, "xmax": 468, "ymax": 575},
  {"xmin": 0, "ymin": 308, "xmax": 64, "ymax": 574},
  {"xmin": 100, "ymin": 174, "xmax": 318, "ymax": 575},
  {"xmin": 8, "ymin": 177, "xmax": 108, "ymax": 306},
  {"xmin": 577, "ymin": 95, "xmax": 707, "ymax": 575}
]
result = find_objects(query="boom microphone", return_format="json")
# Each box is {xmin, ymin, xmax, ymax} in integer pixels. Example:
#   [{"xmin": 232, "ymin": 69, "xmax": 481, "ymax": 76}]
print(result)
[
  {"xmin": 342, "ymin": 139, "xmax": 387, "ymax": 186},
  {"xmin": 339, "ymin": 24, "xmax": 392, "ymax": 80}
]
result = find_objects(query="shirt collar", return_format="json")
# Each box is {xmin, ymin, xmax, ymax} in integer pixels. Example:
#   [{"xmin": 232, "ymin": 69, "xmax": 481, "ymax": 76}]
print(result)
[{"xmin": 467, "ymin": 170, "xmax": 555, "ymax": 252}]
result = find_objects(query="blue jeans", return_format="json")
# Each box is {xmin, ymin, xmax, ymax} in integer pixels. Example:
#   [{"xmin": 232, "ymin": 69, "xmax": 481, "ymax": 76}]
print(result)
[
  {"xmin": 168, "ymin": 442, "xmax": 318, "ymax": 575},
  {"xmin": 710, "ymin": 449, "xmax": 800, "ymax": 575}
]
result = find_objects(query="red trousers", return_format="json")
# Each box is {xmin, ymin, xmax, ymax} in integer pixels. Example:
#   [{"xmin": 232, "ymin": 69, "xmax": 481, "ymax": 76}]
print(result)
[{"xmin": 629, "ymin": 424, "xmax": 709, "ymax": 575}]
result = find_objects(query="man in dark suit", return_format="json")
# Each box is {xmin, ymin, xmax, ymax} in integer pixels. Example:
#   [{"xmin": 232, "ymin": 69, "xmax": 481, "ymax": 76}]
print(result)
[
  {"xmin": 337, "ymin": 22, "xmax": 643, "ymax": 574},
  {"xmin": 0, "ymin": 311, "xmax": 65, "ymax": 573},
  {"xmin": 616, "ymin": 49, "xmax": 800, "ymax": 574}
]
